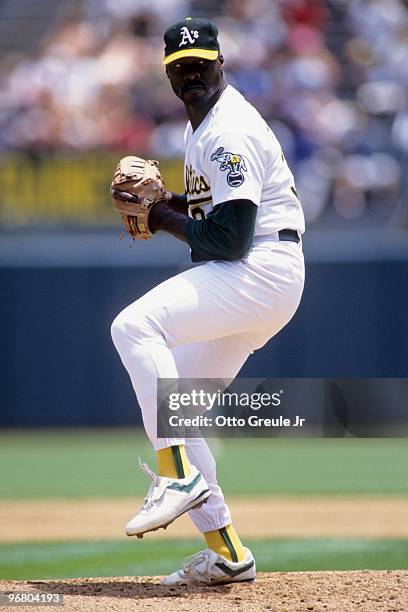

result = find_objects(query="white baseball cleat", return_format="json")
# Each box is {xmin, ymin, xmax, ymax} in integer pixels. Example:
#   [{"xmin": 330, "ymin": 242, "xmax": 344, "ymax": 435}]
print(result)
[
  {"xmin": 125, "ymin": 461, "xmax": 211, "ymax": 538},
  {"xmin": 161, "ymin": 547, "xmax": 256, "ymax": 585}
]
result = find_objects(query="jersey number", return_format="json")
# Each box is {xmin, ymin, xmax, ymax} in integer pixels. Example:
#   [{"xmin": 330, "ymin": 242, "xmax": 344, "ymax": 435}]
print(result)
[
  {"xmin": 281, "ymin": 151, "xmax": 300, "ymax": 201},
  {"xmin": 191, "ymin": 206, "xmax": 206, "ymax": 220}
]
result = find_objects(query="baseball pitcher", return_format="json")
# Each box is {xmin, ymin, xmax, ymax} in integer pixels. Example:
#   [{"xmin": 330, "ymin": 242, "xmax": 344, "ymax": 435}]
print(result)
[{"xmin": 111, "ymin": 17, "xmax": 305, "ymax": 586}]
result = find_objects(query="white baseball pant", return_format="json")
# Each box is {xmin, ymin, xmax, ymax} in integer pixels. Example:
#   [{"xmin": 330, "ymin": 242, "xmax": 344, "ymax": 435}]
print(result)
[{"xmin": 111, "ymin": 238, "xmax": 304, "ymax": 532}]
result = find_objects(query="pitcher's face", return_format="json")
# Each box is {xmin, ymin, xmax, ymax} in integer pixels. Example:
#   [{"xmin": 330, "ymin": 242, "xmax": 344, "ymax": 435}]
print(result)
[{"xmin": 166, "ymin": 56, "xmax": 224, "ymax": 105}]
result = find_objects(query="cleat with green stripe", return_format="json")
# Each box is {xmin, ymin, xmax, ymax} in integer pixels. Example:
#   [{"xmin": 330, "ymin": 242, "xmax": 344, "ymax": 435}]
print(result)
[
  {"xmin": 125, "ymin": 460, "xmax": 211, "ymax": 538},
  {"xmin": 161, "ymin": 547, "xmax": 256, "ymax": 585}
]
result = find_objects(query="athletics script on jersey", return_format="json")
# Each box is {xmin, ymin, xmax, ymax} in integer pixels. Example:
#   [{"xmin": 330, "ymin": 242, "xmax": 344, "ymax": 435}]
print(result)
[
  {"xmin": 211, "ymin": 146, "xmax": 248, "ymax": 187},
  {"xmin": 185, "ymin": 164, "xmax": 211, "ymax": 197}
]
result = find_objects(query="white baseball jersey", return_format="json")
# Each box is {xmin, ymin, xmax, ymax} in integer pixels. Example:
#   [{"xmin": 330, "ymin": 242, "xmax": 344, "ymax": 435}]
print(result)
[{"xmin": 184, "ymin": 84, "xmax": 305, "ymax": 237}]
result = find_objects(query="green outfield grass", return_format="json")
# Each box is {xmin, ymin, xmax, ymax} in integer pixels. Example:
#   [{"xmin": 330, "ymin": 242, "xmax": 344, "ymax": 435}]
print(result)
[
  {"xmin": 1, "ymin": 430, "xmax": 407, "ymax": 580},
  {"xmin": 0, "ymin": 430, "xmax": 407, "ymax": 498},
  {"xmin": 0, "ymin": 539, "xmax": 407, "ymax": 580}
]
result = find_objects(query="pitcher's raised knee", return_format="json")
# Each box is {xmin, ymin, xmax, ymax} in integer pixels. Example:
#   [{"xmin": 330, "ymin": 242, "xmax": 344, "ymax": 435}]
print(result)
[
  {"xmin": 111, "ymin": 308, "xmax": 163, "ymax": 351},
  {"xmin": 110, "ymin": 312, "xmax": 128, "ymax": 349}
]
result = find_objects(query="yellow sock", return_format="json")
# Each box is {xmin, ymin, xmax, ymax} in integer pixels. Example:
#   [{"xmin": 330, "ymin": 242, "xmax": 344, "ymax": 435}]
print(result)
[
  {"xmin": 156, "ymin": 445, "xmax": 191, "ymax": 479},
  {"xmin": 204, "ymin": 525, "xmax": 246, "ymax": 563}
]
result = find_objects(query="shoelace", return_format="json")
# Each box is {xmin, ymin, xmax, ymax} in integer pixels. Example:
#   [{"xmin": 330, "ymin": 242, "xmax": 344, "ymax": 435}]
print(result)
[
  {"xmin": 183, "ymin": 550, "xmax": 214, "ymax": 582},
  {"xmin": 138, "ymin": 459, "xmax": 160, "ymax": 510},
  {"xmin": 141, "ymin": 481, "xmax": 156, "ymax": 510}
]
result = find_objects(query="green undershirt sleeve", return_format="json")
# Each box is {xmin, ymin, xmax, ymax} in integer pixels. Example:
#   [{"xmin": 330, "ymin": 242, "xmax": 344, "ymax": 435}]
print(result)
[{"xmin": 185, "ymin": 199, "xmax": 257, "ymax": 262}]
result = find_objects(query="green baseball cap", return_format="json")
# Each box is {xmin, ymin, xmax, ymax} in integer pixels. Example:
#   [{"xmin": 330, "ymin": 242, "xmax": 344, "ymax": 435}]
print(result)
[{"xmin": 163, "ymin": 17, "xmax": 220, "ymax": 65}]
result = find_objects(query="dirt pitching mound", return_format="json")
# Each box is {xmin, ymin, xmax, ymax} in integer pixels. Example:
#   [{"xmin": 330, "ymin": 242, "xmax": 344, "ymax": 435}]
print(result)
[{"xmin": 1, "ymin": 570, "xmax": 407, "ymax": 611}]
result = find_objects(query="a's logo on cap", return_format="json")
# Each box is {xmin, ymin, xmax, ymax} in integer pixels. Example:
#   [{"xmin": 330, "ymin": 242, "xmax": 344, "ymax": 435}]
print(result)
[{"xmin": 179, "ymin": 26, "xmax": 199, "ymax": 47}]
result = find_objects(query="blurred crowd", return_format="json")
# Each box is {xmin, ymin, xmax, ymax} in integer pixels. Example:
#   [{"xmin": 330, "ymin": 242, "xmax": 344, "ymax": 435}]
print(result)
[{"xmin": 0, "ymin": 0, "xmax": 407, "ymax": 226}]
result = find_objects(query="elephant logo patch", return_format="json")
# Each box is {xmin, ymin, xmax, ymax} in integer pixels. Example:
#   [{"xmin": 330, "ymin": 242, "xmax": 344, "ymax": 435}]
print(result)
[{"xmin": 211, "ymin": 147, "xmax": 248, "ymax": 187}]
